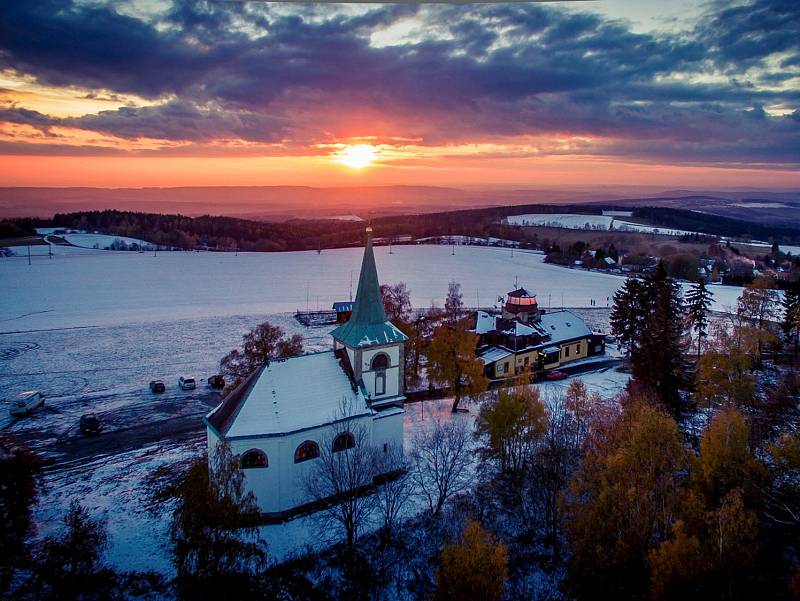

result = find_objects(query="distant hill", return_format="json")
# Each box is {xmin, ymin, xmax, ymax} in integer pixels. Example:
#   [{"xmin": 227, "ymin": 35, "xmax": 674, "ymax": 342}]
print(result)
[{"xmin": 2, "ymin": 184, "xmax": 797, "ymax": 222}]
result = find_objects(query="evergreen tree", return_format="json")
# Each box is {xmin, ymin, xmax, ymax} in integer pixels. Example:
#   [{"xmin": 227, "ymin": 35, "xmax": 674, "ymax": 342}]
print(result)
[
  {"xmin": 0, "ymin": 435, "xmax": 41, "ymax": 594},
  {"xmin": 782, "ymin": 280, "xmax": 800, "ymax": 358},
  {"xmin": 612, "ymin": 264, "xmax": 688, "ymax": 414},
  {"xmin": 610, "ymin": 276, "xmax": 653, "ymax": 355},
  {"xmin": 685, "ymin": 279, "xmax": 713, "ymax": 362}
]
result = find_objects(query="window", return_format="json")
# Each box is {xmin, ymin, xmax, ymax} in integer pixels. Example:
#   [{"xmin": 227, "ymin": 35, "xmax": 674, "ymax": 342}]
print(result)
[
  {"xmin": 564, "ymin": 346, "xmax": 570, "ymax": 358},
  {"xmin": 524, "ymin": 357, "xmax": 529, "ymax": 366},
  {"xmin": 371, "ymin": 353, "xmax": 389, "ymax": 370},
  {"xmin": 240, "ymin": 449, "xmax": 268, "ymax": 469},
  {"xmin": 332, "ymin": 432, "xmax": 355, "ymax": 453},
  {"xmin": 294, "ymin": 440, "xmax": 320, "ymax": 463},
  {"xmin": 375, "ymin": 371, "xmax": 386, "ymax": 396},
  {"xmin": 575, "ymin": 344, "xmax": 580, "ymax": 355}
]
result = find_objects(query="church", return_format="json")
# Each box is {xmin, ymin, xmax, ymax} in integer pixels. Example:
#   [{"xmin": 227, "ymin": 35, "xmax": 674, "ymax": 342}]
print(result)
[{"xmin": 204, "ymin": 228, "xmax": 407, "ymax": 518}]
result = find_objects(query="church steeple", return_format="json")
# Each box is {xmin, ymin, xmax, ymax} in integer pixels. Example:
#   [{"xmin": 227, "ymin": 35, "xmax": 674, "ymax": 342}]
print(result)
[
  {"xmin": 331, "ymin": 226, "xmax": 408, "ymax": 350},
  {"xmin": 349, "ymin": 227, "xmax": 388, "ymax": 326}
]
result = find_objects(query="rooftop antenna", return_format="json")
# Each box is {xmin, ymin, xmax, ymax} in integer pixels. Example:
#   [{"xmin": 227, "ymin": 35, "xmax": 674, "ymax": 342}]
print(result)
[
  {"xmin": 514, "ymin": 275, "xmax": 519, "ymax": 288},
  {"xmin": 48, "ymin": 244, "xmax": 52, "ymax": 260},
  {"xmin": 27, "ymin": 243, "xmax": 31, "ymax": 266},
  {"xmin": 317, "ymin": 236, "xmax": 321, "ymax": 255},
  {"xmin": 452, "ymin": 243, "xmax": 455, "ymax": 256},
  {"xmin": 306, "ymin": 282, "xmax": 310, "ymax": 312}
]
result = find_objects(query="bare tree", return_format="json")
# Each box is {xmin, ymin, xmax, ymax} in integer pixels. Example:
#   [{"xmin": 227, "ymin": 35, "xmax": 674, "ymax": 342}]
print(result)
[
  {"xmin": 410, "ymin": 418, "xmax": 475, "ymax": 516},
  {"xmin": 372, "ymin": 442, "xmax": 412, "ymax": 542},
  {"xmin": 444, "ymin": 280, "xmax": 464, "ymax": 323},
  {"xmin": 304, "ymin": 399, "xmax": 378, "ymax": 554}
]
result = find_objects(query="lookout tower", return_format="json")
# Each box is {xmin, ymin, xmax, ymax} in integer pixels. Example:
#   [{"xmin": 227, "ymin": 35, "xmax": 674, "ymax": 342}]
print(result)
[{"xmin": 502, "ymin": 287, "xmax": 540, "ymax": 323}]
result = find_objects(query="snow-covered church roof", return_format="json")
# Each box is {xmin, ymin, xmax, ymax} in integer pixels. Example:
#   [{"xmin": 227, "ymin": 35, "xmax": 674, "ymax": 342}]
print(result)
[
  {"xmin": 205, "ymin": 350, "xmax": 370, "ymax": 438},
  {"xmin": 331, "ymin": 228, "xmax": 408, "ymax": 349}
]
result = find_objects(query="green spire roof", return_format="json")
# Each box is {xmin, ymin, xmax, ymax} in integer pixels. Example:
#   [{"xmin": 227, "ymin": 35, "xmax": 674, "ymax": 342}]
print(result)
[{"xmin": 331, "ymin": 228, "xmax": 408, "ymax": 349}]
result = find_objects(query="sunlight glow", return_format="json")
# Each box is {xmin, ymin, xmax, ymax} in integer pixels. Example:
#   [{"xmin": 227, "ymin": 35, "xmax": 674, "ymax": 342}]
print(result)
[{"xmin": 336, "ymin": 144, "xmax": 378, "ymax": 169}]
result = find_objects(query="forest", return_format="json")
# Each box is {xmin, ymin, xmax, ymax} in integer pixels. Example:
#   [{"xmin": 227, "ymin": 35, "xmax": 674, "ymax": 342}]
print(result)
[{"xmin": 3, "ymin": 201, "xmax": 799, "ymax": 253}]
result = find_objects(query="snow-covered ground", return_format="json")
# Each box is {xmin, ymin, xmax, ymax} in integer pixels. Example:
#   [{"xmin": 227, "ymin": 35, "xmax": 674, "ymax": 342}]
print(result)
[
  {"xmin": 35, "ymin": 228, "xmax": 156, "ymax": 250},
  {"xmin": 0, "ymin": 244, "xmax": 744, "ymax": 332},
  {"xmin": 505, "ymin": 213, "xmax": 697, "ymax": 236},
  {"xmin": 506, "ymin": 213, "xmax": 614, "ymax": 230},
  {"xmin": 0, "ymin": 244, "xmax": 742, "ymax": 576}
]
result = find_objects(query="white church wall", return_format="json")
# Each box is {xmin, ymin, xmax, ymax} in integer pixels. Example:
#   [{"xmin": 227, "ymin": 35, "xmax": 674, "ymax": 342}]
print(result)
[
  {"xmin": 371, "ymin": 409, "xmax": 404, "ymax": 456},
  {"xmin": 360, "ymin": 345, "xmax": 401, "ymax": 399},
  {"xmin": 232, "ymin": 412, "xmax": 376, "ymax": 514}
]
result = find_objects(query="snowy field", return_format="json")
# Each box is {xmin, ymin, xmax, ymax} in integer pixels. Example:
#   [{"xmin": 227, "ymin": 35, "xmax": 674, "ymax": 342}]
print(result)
[
  {"xmin": 505, "ymin": 213, "xmax": 697, "ymax": 236},
  {"xmin": 34, "ymin": 228, "xmax": 155, "ymax": 250},
  {"xmin": 0, "ymin": 242, "xmax": 745, "ymax": 575},
  {"xmin": 1, "ymin": 243, "xmax": 744, "ymax": 332}
]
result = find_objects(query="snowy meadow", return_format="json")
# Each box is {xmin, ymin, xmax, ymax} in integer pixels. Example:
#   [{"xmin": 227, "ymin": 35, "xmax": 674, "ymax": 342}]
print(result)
[{"xmin": 0, "ymin": 240, "xmax": 746, "ymax": 575}]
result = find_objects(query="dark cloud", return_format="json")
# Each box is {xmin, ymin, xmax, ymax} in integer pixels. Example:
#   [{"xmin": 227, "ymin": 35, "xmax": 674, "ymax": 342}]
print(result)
[{"xmin": 0, "ymin": 0, "xmax": 797, "ymax": 167}]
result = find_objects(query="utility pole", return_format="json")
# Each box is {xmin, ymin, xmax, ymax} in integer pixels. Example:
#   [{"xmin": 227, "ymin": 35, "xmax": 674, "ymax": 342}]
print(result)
[
  {"xmin": 27, "ymin": 243, "xmax": 31, "ymax": 266},
  {"xmin": 349, "ymin": 270, "xmax": 354, "ymax": 302}
]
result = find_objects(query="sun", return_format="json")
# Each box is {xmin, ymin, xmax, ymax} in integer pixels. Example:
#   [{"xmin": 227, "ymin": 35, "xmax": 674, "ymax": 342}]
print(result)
[{"xmin": 336, "ymin": 144, "xmax": 378, "ymax": 169}]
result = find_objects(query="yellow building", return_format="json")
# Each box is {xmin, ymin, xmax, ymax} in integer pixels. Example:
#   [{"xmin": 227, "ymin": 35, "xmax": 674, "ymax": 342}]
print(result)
[{"xmin": 473, "ymin": 288, "xmax": 604, "ymax": 380}]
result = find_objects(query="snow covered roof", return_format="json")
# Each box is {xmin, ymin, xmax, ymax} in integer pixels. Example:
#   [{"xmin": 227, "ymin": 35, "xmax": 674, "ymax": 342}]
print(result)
[
  {"xmin": 479, "ymin": 346, "xmax": 512, "ymax": 364},
  {"xmin": 205, "ymin": 350, "xmax": 370, "ymax": 439},
  {"xmin": 539, "ymin": 310, "xmax": 592, "ymax": 345},
  {"xmin": 505, "ymin": 320, "xmax": 536, "ymax": 337},
  {"xmin": 542, "ymin": 346, "xmax": 560, "ymax": 354},
  {"xmin": 507, "ymin": 288, "xmax": 534, "ymax": 298},
  {"xmin": 331, "ymin": 229, "xmax": 408, "ymax": 349},
  {"xmin": 474, "ymin": 310, "xmax": 497, "ymax": 335}
]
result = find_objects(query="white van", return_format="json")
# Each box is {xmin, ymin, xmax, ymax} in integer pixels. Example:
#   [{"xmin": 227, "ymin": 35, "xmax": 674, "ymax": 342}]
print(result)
[
  {"xmin": 10, "ymin": 391, "xmax": 45, "ymax": 416},
  {"xmin": 178, "ymin": 377, "xmax": 196, "ymax": 391}
]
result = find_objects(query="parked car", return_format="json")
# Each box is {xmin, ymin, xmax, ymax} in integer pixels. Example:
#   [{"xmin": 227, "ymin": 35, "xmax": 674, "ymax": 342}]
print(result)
[
  {"xmin": 79, "ymin": 414, "xmax": 102, "ymax": 435},
  {"xmin": 208, "ymin": 374, "xmax": 225, "ymax": 389},
  {"xmin": 545, "ymin": 370, "xmax": 568, "ymax": 381},
  {"xmin": 9, "ymin": 391, "xmax": 45, "ymax": 416},
  {"xmin": 178, "ymin": 376, "xmax": 197, "ymax": 391},
  {"xmin": 149, "ymin": 380, "xmax": 166, "ymax": 393}
]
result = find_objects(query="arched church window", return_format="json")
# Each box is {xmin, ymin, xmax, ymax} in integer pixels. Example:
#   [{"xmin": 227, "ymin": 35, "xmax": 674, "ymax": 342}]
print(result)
[
  {"xmin": 294, "ymin": 440, "xmax": 320, "ymax": 463},
  {"xmin": 240, "ymin": 449, "xmax": 268, "ymax": 469},
  {"xmin": 371, "ymin": 353, "xmax": 389, "ymax": 370},
  {"xmin": 332, "ymin": 432, "xmax": 355, "ymax": 453},
  {"xmin": 375, "ymin": 371, "xmax": 386, "ymax": 396}
]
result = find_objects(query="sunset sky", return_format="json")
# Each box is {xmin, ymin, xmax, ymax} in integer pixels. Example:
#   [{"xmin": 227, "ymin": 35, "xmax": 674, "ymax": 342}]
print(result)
[{"xmin": 0, "ymin": 0, "xmax": 798, "ymax": 188}]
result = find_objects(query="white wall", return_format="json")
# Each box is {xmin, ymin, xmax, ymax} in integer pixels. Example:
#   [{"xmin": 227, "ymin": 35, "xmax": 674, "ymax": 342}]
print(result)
[
  {"xmin": 228, "ymin": 413, "xmax": 376, "ymax": 514},
  {"xmin": 359, "ymin": 344, "xmax": 401, "ymax": 400}
]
